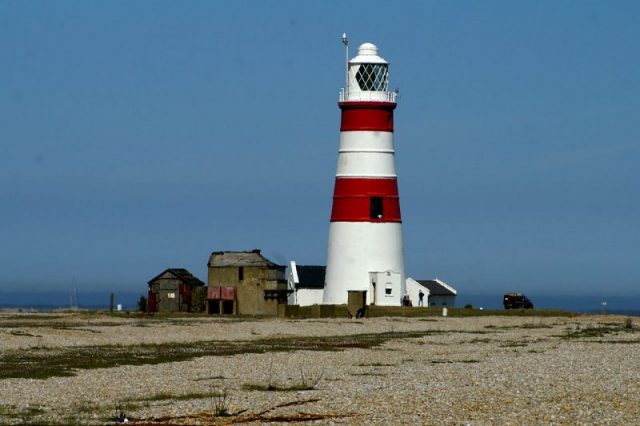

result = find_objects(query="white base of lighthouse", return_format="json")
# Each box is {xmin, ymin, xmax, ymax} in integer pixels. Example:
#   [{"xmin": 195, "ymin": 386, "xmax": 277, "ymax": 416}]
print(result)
[{"xmin": 323, "ymin": 222, "xmax": 405, "ymax": 305}]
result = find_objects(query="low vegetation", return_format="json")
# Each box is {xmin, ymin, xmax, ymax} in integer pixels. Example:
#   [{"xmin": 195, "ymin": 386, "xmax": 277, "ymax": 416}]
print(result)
[
  {"xmin": 365, "ymin": 306, "xmax": 577, "ymax": 318},
  {"xmin": 133, "ymin": 391, "xmax": 217, "ymax": 403},
  {"xmin": 431, "ymin": 359, "xmax": 481, "ymax": 364},
  {"xmin": 242, "ymin": 380, "xmax": 321, "ymax": 392},
  {"xmin": 0, "ymin": 404, "xmax": 47, "ymax": 425},
  {"xmin": 0, "ymin": 330, "xmax": 433, "ymax": 380},
  {"xmin": 485, "ymin": 323, "xmax": 555, "ymax": 329},
  {"xmin": 355, "ymin": 362, "xmax": 396, "ymax": 367},
  {"xmin": 499, "ymin": 340, "xmax": 529, "ymax": 348},
  {"xmin": 350, "ymin": 372, "xmax": 388, "ymax": 376},
  {"xmin": 560, "ymin": 320, "xmax": 638, "ymax": 340}
]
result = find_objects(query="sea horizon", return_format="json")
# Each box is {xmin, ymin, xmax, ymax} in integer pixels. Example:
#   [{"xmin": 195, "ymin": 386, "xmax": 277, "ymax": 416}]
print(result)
[{"xmin": 0, "ymin": 290, "xmax": 638, "ymax": 316}]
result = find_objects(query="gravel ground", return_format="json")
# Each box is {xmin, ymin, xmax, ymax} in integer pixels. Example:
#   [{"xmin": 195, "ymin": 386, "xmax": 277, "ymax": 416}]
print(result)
[{"xmin": 0, "ymin": 313, "xmax": 638, "ymax": 425}]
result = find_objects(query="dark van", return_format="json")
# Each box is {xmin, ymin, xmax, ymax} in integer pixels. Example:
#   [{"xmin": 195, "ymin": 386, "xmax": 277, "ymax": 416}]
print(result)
[{"xmin": 503, "ymin": 293, "xmax": 534, "ymax": 309}]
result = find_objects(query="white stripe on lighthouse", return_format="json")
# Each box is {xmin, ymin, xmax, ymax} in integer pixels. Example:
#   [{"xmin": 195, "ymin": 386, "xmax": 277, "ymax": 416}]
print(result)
[{"xmin": 336, "ymin": 131, "xmax": 397, "ymax": 178}]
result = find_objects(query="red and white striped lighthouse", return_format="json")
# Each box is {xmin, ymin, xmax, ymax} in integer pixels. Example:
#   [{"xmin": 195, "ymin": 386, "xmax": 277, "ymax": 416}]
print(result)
[{"xmin": 323, "ymin": 40, "xmax": 405, "ymax": 306}]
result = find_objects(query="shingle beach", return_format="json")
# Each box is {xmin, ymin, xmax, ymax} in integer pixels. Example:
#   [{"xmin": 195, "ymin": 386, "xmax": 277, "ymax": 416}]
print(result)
[{"xmin": 1, "ymin": 312, "xmax": 638, "ymax": 425}]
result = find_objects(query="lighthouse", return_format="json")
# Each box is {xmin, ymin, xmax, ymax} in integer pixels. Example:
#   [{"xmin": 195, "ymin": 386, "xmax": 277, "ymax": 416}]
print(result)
[{"xmin": 323, "ymin": 40, "xmax": 406, "ymax": 306}]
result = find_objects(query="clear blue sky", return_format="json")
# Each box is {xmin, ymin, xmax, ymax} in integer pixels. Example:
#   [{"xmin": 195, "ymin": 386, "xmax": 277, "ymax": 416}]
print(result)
[{"xmin": 1, "ymin": 1, "xmax": 638, "ymax": 301}]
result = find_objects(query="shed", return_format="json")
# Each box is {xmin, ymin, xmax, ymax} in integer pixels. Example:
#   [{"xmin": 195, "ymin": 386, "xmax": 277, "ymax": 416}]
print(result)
[
  {"xmin": 147, "ymin": 268, "xmax": 205, "ymax": 313},
  {"xmin": 207, "ymin": 249, "xmax": 288, "ymax": 315},
  {"xmin": 287, "ymin": 263, "xmax": 325, "ymax": 306},
  {"xmin": 406, "ymin": 277, "xmax": 457, "ymax": 307}
]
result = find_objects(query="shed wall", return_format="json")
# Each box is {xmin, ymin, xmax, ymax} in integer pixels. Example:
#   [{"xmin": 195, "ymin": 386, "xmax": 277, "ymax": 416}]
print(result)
[
  {"xmin": 208, "ymin": 265, "xmax": 285, "ymax": 315},
  {"xmin": 295, "ymin": 289, "xmax": 324, "ymax": 306},
  {"xmin": 149, "ymin": 278, "xmax": 187, "ymax": 312}
]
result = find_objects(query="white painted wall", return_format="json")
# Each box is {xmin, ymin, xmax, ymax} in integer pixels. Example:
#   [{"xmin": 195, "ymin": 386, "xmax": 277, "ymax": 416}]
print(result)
[
  {"xmin": 369, "ymin": 271, "xmax": 402, "ymax": 306},
  {"xmin": 295, "ymin": 289, "xmax": 324, "ymax": 307},
  {"xmin": 406, "ymin": 277, "xmax": 429, "ymax": 307}
]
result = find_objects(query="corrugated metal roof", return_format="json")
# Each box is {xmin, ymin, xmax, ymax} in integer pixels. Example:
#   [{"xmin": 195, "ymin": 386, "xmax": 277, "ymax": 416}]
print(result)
[
  {"xmin": 208, "ymin": 249, "xmax": 283, "ymax": 268},
  {"xmin": 148, "ymin": 268, "xmax": 205, "ymax": 287},
  {"xmin": 416, "ymin": 279, "xmax": 457, "ymax": 296}
]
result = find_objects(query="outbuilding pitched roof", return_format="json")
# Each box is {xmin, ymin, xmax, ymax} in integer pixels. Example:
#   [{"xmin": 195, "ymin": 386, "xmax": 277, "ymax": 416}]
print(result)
[
  {"xmin": 416, "ymin": 279, "xmax": 457, "ymax": 296},
  {"xmin": 296, "ymin": 265, "xmax": 326, "ymax": 289},
  {"xmin": 208, "ymin": 249, "xmax": 283, "ymax": 269},
  {"xmin": 148, "ymin": 268, "xmax": 205, "ymax": 287}
]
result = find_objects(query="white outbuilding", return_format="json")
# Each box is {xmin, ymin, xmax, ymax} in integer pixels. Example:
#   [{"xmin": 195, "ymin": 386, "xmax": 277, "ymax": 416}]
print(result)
[
  {"xmin": 406, "ymin": 278, "xmax": 457, "ymax": 307},
  {"xmin": 287, "ymin": 262, "xmax": 325, "ymax": 306}
]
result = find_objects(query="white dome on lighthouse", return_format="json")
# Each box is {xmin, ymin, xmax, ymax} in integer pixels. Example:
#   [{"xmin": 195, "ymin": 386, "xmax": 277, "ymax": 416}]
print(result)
[
  {"xmin": 349, "ymin": 42, "xmax": 388, "ymax": 65},
  {"xmin": 359, "ymin": 42, "xmax": 378, "ymax": 55}
]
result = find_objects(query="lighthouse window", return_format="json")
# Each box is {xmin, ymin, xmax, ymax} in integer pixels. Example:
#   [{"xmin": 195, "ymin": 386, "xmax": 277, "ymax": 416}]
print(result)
[
  {"xmin": 355, "ymin": 64, "xmax": 388, "ymax": 91},
  {"xmin": 370, "ymin": 197, "xmax": 383, "ymax": 219}
]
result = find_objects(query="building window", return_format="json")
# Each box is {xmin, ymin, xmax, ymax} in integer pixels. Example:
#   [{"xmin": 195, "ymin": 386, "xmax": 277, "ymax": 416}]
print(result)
[
  {"xmin": 385, "ymin": 286, "xmax": 392, "ymax": 296},
  {"xmin": 238, "ymin": 267, "xmax": 244, "ymax": 281},
  {"xmin": 370, "ymin": 197, "xmax": 383, "ymax": 219}
]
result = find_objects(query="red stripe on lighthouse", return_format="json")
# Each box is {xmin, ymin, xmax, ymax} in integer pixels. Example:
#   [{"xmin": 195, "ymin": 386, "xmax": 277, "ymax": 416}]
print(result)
[
  {"xmin": 339, "ymin": 101, "xmax": 396, "ymax": 132},
  {"xmin": 330, "ymin": 178, "xmax": 401, "ymax": 222}
]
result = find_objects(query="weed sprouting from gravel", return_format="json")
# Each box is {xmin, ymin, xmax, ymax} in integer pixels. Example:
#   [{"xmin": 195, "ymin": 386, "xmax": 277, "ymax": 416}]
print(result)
[
  {"xmin": 212, "ymin": 390, "xmax": 231, "ymax": 417},
  {"xmin": 625, "ymin": 317, "xmax": 634, "ymax": 330},
  {"xmin": 243, "ymin": 368, "xmax": 324, "ymax": 392}
]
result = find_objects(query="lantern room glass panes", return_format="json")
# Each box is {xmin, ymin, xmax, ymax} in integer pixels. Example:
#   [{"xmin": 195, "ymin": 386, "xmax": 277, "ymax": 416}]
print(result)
[{"xmin": 355, "ymin": 63, "xmax": 388, "ymax": 91}]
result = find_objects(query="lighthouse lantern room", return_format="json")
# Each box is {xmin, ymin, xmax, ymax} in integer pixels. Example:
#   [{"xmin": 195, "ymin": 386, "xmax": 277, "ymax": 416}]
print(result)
[{"xmin": 323, "ymin": 40, "xmax": 406, "ymax": 306}]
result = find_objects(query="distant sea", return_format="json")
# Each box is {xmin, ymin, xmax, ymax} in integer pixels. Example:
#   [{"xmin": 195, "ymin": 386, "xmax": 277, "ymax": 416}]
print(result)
[
  {"xmin": 0, "ymin": 291, "xmax": 141, "ymax": 311},
  {"xmin": 456, "ymin": 294, "xmax": 640, "ymax": 317},
  {"xmin": 0, "ymin": 291, "xmax": 638, "ymax": 316}
]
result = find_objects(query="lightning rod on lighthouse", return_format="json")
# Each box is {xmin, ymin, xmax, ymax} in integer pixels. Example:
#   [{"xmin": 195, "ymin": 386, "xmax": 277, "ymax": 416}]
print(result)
[{"xmin": 323, "ymin": 40, "xmax": 406, "ymax": 306}]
